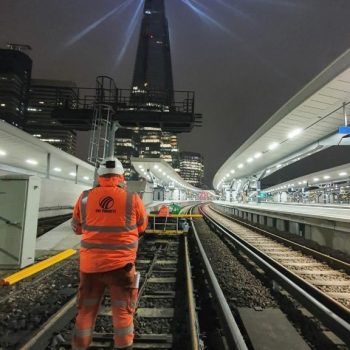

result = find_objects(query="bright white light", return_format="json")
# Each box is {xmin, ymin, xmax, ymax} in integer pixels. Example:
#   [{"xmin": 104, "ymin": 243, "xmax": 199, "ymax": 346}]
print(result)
[
  {"xmin": 53, "ymin": 167, "xmax": 62, "ymax": 172},
  {"xmin": 230, "ymin": 169, "xmax": 235, "ymax": 174},
  {"xmin": 298, "ymin": 182, "xmax": 302, "ymax": 185},
  {"xmin": 0, "ymin": 103, "xmax": 5, "ymax": 107},
  {"xmin": 226, "ymin": 173, "xmax": 230, "ymax": 177},
  {"xmin": 313, "ymin": 177, "xmax": 319, "ymax": 182},
  {"xmin": 83, "ymin": 176, "xmax": 90, "ymax": 180},
  {"xmin": 266, "ymin": 169, "xmax": 271, "ymax": 174},
  {"xmin": 138, "ymin": 165, "xmax": 143, "ymax": 169},
  {"xmin": 157, "ymin": 168, "xmax": 162, "ymax": 172},
  {"xmin": 276, "ymin": 164, "xmax": 282, "ymax": 168},
  {"xmin": 288, "ymin": 128, "xmax": 303, "ymax": 139},
  {"xmin": 0, "ymin": 150, "xmax": 6, "ymax": 156},
  {"xmin": 339, "ymin": 172, "xmax": 348, "ymax": 176},
  {"xmin": 247, "ymin": 157, "xmax": 253, "ymax": 163},
  {"xmin": 154, "ymin": 165, "xmax": 159, "ymax": 169},
  {"xmin": 238, "ymin": 163, "xmax": 244, "ymax": 169},
  {"xmin": 26, "ymin": 159, "xmax": 38, "ymax": 165},
  {"xmin": 268, "ymin": 142, "xmax": 279, "ymax": 150},
  {"xmin": 323, "ymin": 175, "xmax": 330, "ymax": 180},
  {"xmin": 69, "ymin": 172, "xmax": 76, "ymax": 176},
  {"xmin": 254, "ymin": 152, "xmax": 262, "ymax": 159},
  {"xmin": 302, "ymin": 180, "xmax": 307, "ymax": 184},
  {"xmin": 39, "ymin": 101, "xmax": 45, "ymax": 105}
]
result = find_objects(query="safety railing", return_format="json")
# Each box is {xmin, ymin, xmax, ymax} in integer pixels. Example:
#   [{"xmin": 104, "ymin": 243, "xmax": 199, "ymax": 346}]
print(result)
[{"xmin": 146, "ymin": 214, "xmax": 202, "ymax": 234}]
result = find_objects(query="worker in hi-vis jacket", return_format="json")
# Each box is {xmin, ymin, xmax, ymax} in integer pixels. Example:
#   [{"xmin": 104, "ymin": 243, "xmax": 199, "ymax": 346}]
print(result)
[{"xmin": 71, "ymin": 156, "xmax": 148, "ymax": 350}]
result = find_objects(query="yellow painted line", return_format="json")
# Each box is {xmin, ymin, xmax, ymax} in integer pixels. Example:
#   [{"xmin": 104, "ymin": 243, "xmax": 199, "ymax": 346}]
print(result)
[
  {"xmin": 0, "ymin": 249, "xmax": 77, "ymax": 286},
  {"xmin": 148, "ymin": 214, "xmax": 202, "ymax": 218}
]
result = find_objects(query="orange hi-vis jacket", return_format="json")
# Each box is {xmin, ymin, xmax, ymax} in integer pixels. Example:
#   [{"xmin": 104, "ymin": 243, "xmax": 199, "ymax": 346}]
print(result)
[
  {"xmin": 158, "ymin": 206, "xmax": 170, "ymax": 217},
  {"xmin": 71, "ymin": 176, "xmax": 148, "ymax": 273}
]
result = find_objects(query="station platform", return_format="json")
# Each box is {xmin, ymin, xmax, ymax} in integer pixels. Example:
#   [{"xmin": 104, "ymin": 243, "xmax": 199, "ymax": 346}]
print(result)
[
  {"xmin": 36, "ymin": 219, "xmax": 80, "ymax": 256},
  {"xmin": 213, "ymin": 201, "xmax": 350, "ymax": 255},
  {"xmin": 214, "ymin": 201, "xmax": 350, "ymax": 223}
]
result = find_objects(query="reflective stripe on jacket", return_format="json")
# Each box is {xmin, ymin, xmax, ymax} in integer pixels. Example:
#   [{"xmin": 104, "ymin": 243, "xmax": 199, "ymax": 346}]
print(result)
[{"xmin": 72, "ymin": 178, "xmax": 148, "ymax": 273}]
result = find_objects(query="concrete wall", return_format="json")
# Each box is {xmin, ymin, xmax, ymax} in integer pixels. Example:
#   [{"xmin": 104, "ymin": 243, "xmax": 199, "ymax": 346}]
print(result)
[{"xmin": 39, "ymin": 178, "xmax": 90, "ymax": 218}]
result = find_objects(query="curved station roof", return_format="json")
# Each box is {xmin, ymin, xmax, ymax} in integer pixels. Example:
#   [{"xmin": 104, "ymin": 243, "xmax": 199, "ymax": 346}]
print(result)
[
  {"xmin": 0, "ymin": 120, "xmax": 94, "ymax": 185},
  {"xmin": 131, "ymin": 157, "xmax": 213, "ymax": 196},
  {"xmin": 214, "ymin": 49, "xmax": 350, "ymax": 190}
]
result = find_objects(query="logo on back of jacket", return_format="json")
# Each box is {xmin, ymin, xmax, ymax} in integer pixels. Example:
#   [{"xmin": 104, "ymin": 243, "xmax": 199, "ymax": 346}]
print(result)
[{"xmin": 97, "ymin": 196, "xmax": 116, "ymax": 213}]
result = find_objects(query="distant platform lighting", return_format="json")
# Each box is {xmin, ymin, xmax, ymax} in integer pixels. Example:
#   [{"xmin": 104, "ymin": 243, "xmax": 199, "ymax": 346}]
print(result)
[
  {"xmin": 83, "ymin": 176, "xmax": 90, "ymax": 180},
  {"xmin": 0, "ymin": 150, "xmax": 6, "ymax": 156},
  {"xmin": 247, "ymin": 157, "xmax": 253, "ymax": 163},
  {"xmin": 69, "ymin": 172, "xmax": 76, "ymax": 177},
  {"xmin": 26, "ymin": 159, "xmax": 38, "ymax": 165},
  {"xmin": 323, "ymin": 175, "xmax": 330, "ymax": 180},
  {"xmin": 313, "ymin": 177, "xmax": 319, "ymax": 182},
  {"xmin": 288, "ymin": 128, "xmax": 303, "ymax": 139},
  {"xmin": 254, "ymin": 152, "xmax": 262, "ymax": 159},
  {"xmin": 53, "ymin": 167, "xmax": 62, "ymax": 172},
  {"xmin": 339, "ymin": 172, "xmax": 348, "ymax": 176},
  {"xmin": 268, "ymin": 142, "xmax": 279, "ymax": 150},
  {"xmin": 230, "ymin": 169, "xmax": 235, "ymax": 174},
  {"xmin": 238, "ymin": 163, "xmax": 244, "ymax": 169}
]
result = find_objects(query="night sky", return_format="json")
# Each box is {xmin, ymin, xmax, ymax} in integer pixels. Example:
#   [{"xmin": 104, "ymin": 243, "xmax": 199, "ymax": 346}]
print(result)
[{"xmin": 1, "ymin": 0, "xmax": 350, "ymax": 186}]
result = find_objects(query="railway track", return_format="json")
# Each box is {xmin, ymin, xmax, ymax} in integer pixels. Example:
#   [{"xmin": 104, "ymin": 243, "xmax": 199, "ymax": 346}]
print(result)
[
  {"xmin": 22, "ymin": 235, "xmax": 199, "ymax": 349},
  {"xmin": 19, "ymin": 209, "xmax": 249, "ymax": 350},
  {"xmin": 202, "ymin": 204, "xmax": 350, "ymax": 345}
]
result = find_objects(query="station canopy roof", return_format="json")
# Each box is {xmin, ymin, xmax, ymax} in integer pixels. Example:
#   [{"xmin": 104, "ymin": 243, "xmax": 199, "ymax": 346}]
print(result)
[
  {"xmin": 214, "ymin": 49, "xmax": 350, "ymax": 190},
  {"xmin": 131, "ymin": 157, "xmax": 205, "ymax": 193},
  {"xmin": 0, "ymin": 120, "xmax": 94, "ymax": 185}
]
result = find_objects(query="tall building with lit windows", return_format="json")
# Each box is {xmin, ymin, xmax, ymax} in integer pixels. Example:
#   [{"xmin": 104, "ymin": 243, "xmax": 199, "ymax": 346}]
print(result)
[
  {"xmin": 0, "ymin": 48, "xmax": 32, "ymax": 127},
  {"xmin": 180, "ymin": 151, "xmax": 204, "ymax": 188},
  {"xmin": 25, "ymin": 79, "xmax": 77, "ymax": 155},
  {"xmin": 115, "ymin": 0, "xmax": 181, "ymax": 179},
  {"xmin": 115, "ymin": 128, "xmax": 139, "ymax": 179}
]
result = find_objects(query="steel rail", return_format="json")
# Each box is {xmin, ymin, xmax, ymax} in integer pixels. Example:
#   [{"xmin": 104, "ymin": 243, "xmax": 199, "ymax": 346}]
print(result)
[
  {"xmin": 209, "ymin": 205, "xmax": 350, "ymax": 319},
  {"xmin": 212, "ymin": 204, "xmax": 350, "ymax": 273},
  {"xmin": 184, "ymin": 234, "xmax": 200, "ymax": 350},
  {"xmin": 189, "ymin": 207, "xmax": 248, "ymax": 350},
  {"xmin": 201, "ymin": 206, "xmax": 350, "ymax": 344},
  {"xmin": 19, "ymin": 297, "xmax": 77, "ymax": 350}
]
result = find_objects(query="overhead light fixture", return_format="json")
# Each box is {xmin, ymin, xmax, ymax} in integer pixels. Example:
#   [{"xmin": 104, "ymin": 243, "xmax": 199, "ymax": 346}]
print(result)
[
  {"xmin": 268, "ymin": 142, "xmax": 279, "ymax": 150},
  {"xmin": 0, "ymin": 150, "xmax": 7, "ymax": 156},
  {"xmin": 276, "ymin": 164, "xmax": 282, "ymax": 168},
  {"xmin": 26, "ymin": 159, "xmax": 38, "ymax": 165},
  {"xmin": 154, "ymin": 165, "xmax": 159, "ymax": 169},
  {"xmin": 83, "ymin": 176, "xmax": 90, "ymax": 180},
  {"xmin": 298, "ymin": 181, "xmax": 302, "ymax": 185},
  {"xmin": 339, "ymin": 172, "xmax": 347, "ymax": 176},
  {"xmin": 254, "ymin": 152, "xmax": 262, "ymax": 159},
  {"xmin": 266, "ymin": 169, "xmax": 271, "ymax": 174},
  {"xmin": 238, "ymin": 163, "xmax": 244, "ymax": 169},
  {"xmin": 230, "ymin": 169, "xmax": 235, "ymax": 174},
  {"xmin": 247, "ymin": 157, "xmax": 253, "ymax": 163},
  {"xmin": 288, "ymin": 128, "xmax": 303, "ymax": 139},
  {"xmin": 69, "ymin": 172, "xmax": 76, "ymax": 176},
  {"xmin": 53, "ymin": 167, "xmax": 62, "ymax": 172},
  {"xmin": 323, "ymin": 175, "xmax": 330, "ymax": 180},
  {"xmin": 313, "ymin": 177, "xmax": 319, "ymax": 182},
  {"xmin": 139, "ymin": 165, "xmax": 143, "ymax": 169},
  {"xmin": 302, "ymin": 180, "xmax": 307, "ymax": 184}
]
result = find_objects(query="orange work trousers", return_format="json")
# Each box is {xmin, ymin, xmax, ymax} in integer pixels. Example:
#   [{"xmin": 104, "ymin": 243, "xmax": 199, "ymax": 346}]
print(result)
[{"xmin": 72, "ymin": 266, "xmax": 138, "ymax": 350}]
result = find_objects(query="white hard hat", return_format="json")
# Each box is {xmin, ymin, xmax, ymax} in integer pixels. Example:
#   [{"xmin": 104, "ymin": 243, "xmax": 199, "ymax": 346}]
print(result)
[{"xmin": 97, "ymin": 156, "xmax": 124, "ymax": 176}]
